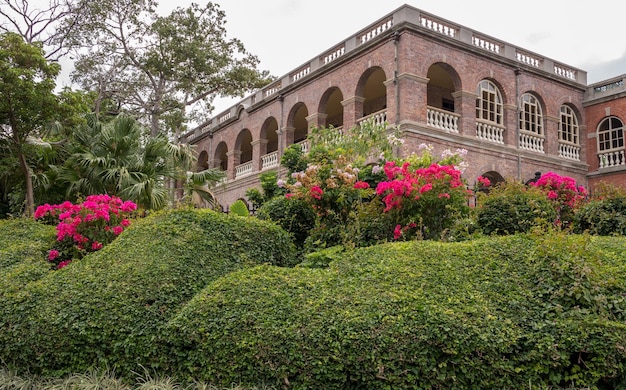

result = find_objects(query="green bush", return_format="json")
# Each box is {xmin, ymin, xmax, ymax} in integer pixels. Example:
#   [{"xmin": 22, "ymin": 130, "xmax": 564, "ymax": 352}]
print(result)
[
  {"xmin": 477, "ymin": 181, "xmax": 558, "ymax": 235},
  {"xmin": 166, "ymin": 234, "xmax": 626, "ymax": 389},
  {"xmin": 0, "ymin": 208, "xmax": 296, "ymax": 378},
  {"xmin": 573, "ymin": 184, "xmax": 626, "ymax": 235},
  {"xmin": 257, "ymin": 196, "xmax": 316, "ymax": 248}
]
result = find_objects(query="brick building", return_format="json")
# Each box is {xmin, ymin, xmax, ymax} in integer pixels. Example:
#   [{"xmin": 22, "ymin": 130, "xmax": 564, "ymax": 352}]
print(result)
[{"xmin": 180, "ymin": 4, "xmax": 624, "ymax": 209}]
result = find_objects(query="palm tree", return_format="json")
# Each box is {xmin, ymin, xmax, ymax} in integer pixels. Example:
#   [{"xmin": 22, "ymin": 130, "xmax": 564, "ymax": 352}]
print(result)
[{"xmin": 55, "ymin": 114, "xmax": 224, "ymax": 210}]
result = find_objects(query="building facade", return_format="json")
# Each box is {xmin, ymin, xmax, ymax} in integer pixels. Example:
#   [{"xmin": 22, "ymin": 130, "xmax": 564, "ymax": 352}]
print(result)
[{"xmin": 181, "ymin": 5, "xmax": 624, "ymax": 209}]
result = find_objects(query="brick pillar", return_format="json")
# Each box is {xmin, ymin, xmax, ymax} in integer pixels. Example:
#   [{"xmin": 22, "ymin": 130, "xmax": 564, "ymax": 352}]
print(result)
[
  {"xmin": 452, "ymin": 90, "xmax": 478, "ymax": 137},
  {"xmin": 251, "ymin": 139, "xmax": 268, "ymax": 171},
  {"xmin": 283, "ymin": 126, "xmax": 296, "ymax": 148},
  {"xmin": 544, "ymin": 115, "xmax": 559, "ymax": 156},
  {"xmin": 341, "ymin": 96, "xmax": 365, "ymax": 129},
  {"xmin": 306, "ymin": 113, "xmax": 328, "ymax": 129},
  {"xmin": 226, "ymin": 150, "xmax": 241, "ymax": 180},
  {"xmin": 503, "ymin": 103, "xmax": 518, "ymax": 147},
  {"xmin": 396, "ymin": 73, "xmax": 429, "ymax": 125}
]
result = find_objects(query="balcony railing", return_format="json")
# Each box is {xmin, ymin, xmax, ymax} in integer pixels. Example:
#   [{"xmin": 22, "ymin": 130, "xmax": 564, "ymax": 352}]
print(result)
[
  {"xmin": 559, "ymin": 143, "xmax": 580, "ymax": 161},
  {"xmin": 296, "ymin": 139, "xmax": 309, "ymax": 154},
  {"xmin": 357, "ymin": 109, "xmax": 387, "ymax": 127},
  {"xmin": 598, "ymin": 150, "xmax": 626, "ymax": 169},
  {"xmin": 476, "ymin": 120, "xmax": 504, "ymax": 144},
  {"xmin": 234, "ymin": 161, "xmax": 253, "ymax": 179},
  {"xmin": 519, "ymin": 132, "xmax": 544, "ymax": 153},
  {"xmin": 261, "ymin": 151, "xmax": 279, "ymax": 170},
  {"xmin": 427, "ymin": 107, "xmax": 459, "ymax": 133}
]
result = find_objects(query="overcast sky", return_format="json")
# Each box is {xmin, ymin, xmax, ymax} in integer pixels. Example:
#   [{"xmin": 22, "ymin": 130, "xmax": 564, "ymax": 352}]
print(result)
[{"xmin": 61, "ymin": 0, "xmax": 626, "ymax": 115}]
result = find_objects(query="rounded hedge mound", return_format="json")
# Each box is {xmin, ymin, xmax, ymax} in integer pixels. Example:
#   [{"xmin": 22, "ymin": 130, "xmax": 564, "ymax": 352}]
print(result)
[
  {"xmin": 167, "ymin": 234, "xmax": 626, "ymax": 389},
  {"xmin": 0, "ymin": 208, "xmax": 296, "ymax": 378}
]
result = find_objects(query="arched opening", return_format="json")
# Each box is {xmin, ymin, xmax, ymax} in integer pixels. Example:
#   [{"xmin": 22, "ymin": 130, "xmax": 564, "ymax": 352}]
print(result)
[
  {"xmin": 214, "ymin": 141, "xmax": 228, "ymax": 172},
  {"xmin": 427, "ymin": 63, "xmax": 458, "ymax": 112},
  {"xmin": 357, "ymin": 67, "xmax": 387, "ymax": 119},
  {"xmin": 480, "ymin": 171, "xmax": 505, "ymax": 188},
  {"xmin": 289, "ymin": 103, "xmax": 309, "ymax": 144},
  {"xmin": 261, "ymin": 117, "xmax": 279, "ymax": 153},
  {"xmin": 235, "ymin": 129, "xmax": 253, "ymax": 164},
  {"xmin": 319, "ymin": 87, "xmax": 344, "ymax": 128},
  {"xmin": 197, "ymin": 150, "xmax": 209, "ymax": 171}
]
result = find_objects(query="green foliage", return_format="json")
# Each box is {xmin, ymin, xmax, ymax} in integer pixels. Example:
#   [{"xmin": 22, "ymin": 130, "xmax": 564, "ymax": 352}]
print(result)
[
  {"xmin": 573, "ymin": 183, "xmax": 626, "ymax": 236},
  {"xmin": 256, "ymin": 196, "xmax": 316, "ymax": 248},
  {"xmin": 279, "ymin": 144, "xmax": 307, "ymax": 174},
  {"xmin": 0, "ymin": 208, "xmax": 296, "ymax": 379},
  {"xmin": 229, "ymin": 199, "xmax": 249, "ymax": 217},
  {"xmin": 166, "ymin": 234, "xmax": 626, "ymax": 389},
  {"xmin": 477, "ymin": 180, "xmax": 558, "ymax": 235},
  {"xmin": 245, "ymin": 171, "xmax": 286, "ymax": 209}
]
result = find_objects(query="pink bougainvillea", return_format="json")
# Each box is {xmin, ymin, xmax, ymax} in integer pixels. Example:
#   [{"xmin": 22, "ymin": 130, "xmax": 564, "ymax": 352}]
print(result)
[{"xmin": 35, "ymin": 195, "xmax": 137, "ymax": 270}]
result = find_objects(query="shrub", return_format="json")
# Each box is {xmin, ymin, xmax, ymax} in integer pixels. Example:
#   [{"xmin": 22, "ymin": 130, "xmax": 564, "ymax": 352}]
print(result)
[
  {"xmin": 166, "ymin": 234, "xmax": 626, "ymax": 389},
  {"xmin": 0, "ymin": 208, "xmax": 296, "ymax": 379},
  {"xmin": 529, "ymin": 172, "xmax": 587, "ymax": 227},
  {"xmin": 573, "ymin": 183, "xmax": 626, "ymax": 235},
  {"xmin": 34, "ymin": 195, "xmax": 137, "ymax": 269},
  {"xmin": 477, "ymin": 180, "xmax": 558, "ymax": 235},
  {"xmin": 256, "ymin": 195, "xmax": 316, "ymax": 248}
]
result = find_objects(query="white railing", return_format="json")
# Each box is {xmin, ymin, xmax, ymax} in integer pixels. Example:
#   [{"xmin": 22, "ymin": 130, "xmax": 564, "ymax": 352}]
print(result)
[
  {"xmin": 291, "ymin": 66, "xmax": 311, "ymax": 82},
  {"xmin": 554, "ymin": 64, "xmax": 577, "ymax": 80},
  {"xmin": 360, "ymin": 19, "xmax": 393, "ymax": 44},
  {"xmin": 296, "ymin": 140, "xmax": 309, "ymax": 154},
  {"xmin": 476, "ymin": 121, "xmax": 504, "ymax": 144},
  {"xmin": 516, "ymin": 51, "xmax": 541, "ymax": 68},
  {"xmin": 419, "ymin": 15, "xmax": 457, "ymax": 38},
  {"xmin": 472, "ymin": 35, "xmax": 501, "ymax": 54},
  {"xmin": 358, "ymin": 109, "xmax": 387, "ymax": 127},
  {"xmin": 559, "ymin": 143, "xmax": 580, "ymax": 161},
  {"xmin": 519, "ymin": 132, "xmax": 545, "ymax": 153},
  {"xmin": 261, "ymin": 151, "xmax": 279, "ymax": 170},
  {"xmin": 598, "ymin": 150, "xmax": 626, "ymax": 168},
  {"xmin": 323, "ymin": 46, "xmax": 345, "ymax": 65},
  {"xmin": 234, "ymin": 161, "xmax": 253, "ymax": 179},
  {"xmin": 427, "ymin": 107, "xmax": 459, "ymax": 133},
  {"xmin": 218, "ymin": 112, "xmax": 231, "ymax": 123}
]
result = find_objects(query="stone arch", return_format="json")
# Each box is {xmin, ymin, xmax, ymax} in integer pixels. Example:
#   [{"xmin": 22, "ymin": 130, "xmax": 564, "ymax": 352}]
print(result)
[
  {"xmin": 355, "ymin": 66, "xmax": 387, "ymax": 118},
  {"xmin": 318, "ymin": 87, "xmax": 344, "ymax": 128},
  {"xmin": 287, "ymin": 102, "xmax": 309, "ymax": 144},
  {"xmin": 261, "ymin": 117, "xmax": 279, "ymax": 154},
  {"xmin": 235, "ymin": 128, "xmax": 253, "ymax": 164},
  {"xmin": 426, "ymin": 62, "xmax": 461, "ymax": 113},
  {"xmin": 214, "ymin": 141, "xmax": 228, "ymax": 171},
  {"xmin": 197, "ymin": 150, "xmax": 209, "ymax": 171}
]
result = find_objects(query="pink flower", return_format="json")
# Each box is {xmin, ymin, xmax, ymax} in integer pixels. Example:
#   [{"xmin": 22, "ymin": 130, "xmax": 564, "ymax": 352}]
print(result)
[
  {"xmin": 310, "ymin": 185, "xmax": 324, "ymax": 200},
  {"xmin": 285, "ymin": 193, "xmax": 294, "ymax": 199},
  {"xmin": 477, "ymin": 176, "xmax": 491, "ymax": 186},
  {"xmin": 547, "ymin": 190, "xmax": 559, "ymax": 200},
  {"xmin": 393, "ymin": 224, "xmax": 402, "ymax": 240},
  {"xmin": 353, "ymin": 181, "xmax": 370, "ymax": 189},
  {"xmin": 91, "ymin": 241, "xmax": 103, "ymax": 250},
  {"xmin": 120, "ymin": 219, "xmax": 131, "ymax": 227},
  {"xmin": 438, "ymin": 193, "xmax": 450, "ymax": 199},
  {"xmin": 57, "ymin": 260, "xmax": 71, "ymax": 269},
  {"xmin": 112, "ymin": 226, "xmax": 124, "ymax": 236},
  {"xmin": 48, "ymin": 249, "xmax": 59, "ymax": 261}
]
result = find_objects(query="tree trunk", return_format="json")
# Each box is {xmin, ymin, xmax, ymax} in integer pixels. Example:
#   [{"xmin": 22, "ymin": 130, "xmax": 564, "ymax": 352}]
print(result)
[{"xmin": 18, "ymin": 151, "xmax": 35, "ymax": 217}]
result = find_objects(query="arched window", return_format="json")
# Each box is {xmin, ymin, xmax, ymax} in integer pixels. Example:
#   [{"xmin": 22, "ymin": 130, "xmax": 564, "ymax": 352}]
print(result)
[
  {"xmin": 558, "ymin": 105, "xmax": 580, "ymax": 161},
  {"xmin": 519, "ymin": 93, "xmax": 543, "ymax": 135},
  {"xmin": 559, "ymin": 105, "xmax": 579, "ymax": 145},
  {"xmin": 597, "ymin": 117, "xmax": 625, "ymax": 168},
  {"xmin": 475, "ymin": 80, "xmax": 502, "ymax": 124}
]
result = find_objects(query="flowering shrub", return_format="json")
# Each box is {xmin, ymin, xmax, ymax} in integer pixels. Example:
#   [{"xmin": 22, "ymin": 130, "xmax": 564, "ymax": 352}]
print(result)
[
  {"xmin": 529, "ymin": 172, "xmax": 587, "ymax": 227},
  {"xmin": 34, "ymin": 194, "xmax": 137, "ymax": 269},
  {"xmin": 375, "ymin": 160, "xmax": 470, "ymax": 240}
]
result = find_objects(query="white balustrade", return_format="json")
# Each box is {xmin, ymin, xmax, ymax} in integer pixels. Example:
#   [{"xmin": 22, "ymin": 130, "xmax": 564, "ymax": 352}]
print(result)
[
  {"xmin": 516, "ymin": 51, "xmax": 541, "ymax": 68},
  {"xmin": 427, "ymin": 107, "xmax": 459, "ymax": 133},
  {"xmin": 292, "ymin": 66, "xmax": 311, "ymax": 82},
  {"xmin": 323, "ymin": 46, "xmax": 345, "ymax": 64},
  {"xmin": 559, "ymin": 143, "xmax": 580, "ymax": 161},
  {"xmin": 598, "ymin": 150, "xmax": 626, "ymax": 168},
  {"xmin": 554, "ymin": 64, "xmax": 576, "ymax": 80},
  {"xmin": 234, "ymin": 161, "xmax": 253, "ymax": 179},
  {"xmin": 419, "ymin": 16, "xmax": 457, "ymax": 38},
  {"xmin": 519, "ymin": 132, "xmax": 545, "ymax": 153},
  {"xmin": 218, "ymin": 112, "xmax": 231, "ymax": 123},
  {"xmin": 360, "ymin": 19, "xmax": 393, "ymax": 44},
  {"xmin": 476, "ymin": 121, "xmax": 504, "ymax": 144},
  {"xmin": 261, "ymin": 151, "xmax": 279, "ymax": 170},
  {"xmin": 358, "ymin": 109, "xmax": 387, "ymax": 127},
  {"xmin": 296, "ymin": 140, "xmax": 309, "ymax": 154},
  {"xmin": 264, "ymin": 84, "xmax": 281, "ymax": 97},
  {"xmin": 472, "ymin": 35, "xmax": 501, "ymax": 54}
]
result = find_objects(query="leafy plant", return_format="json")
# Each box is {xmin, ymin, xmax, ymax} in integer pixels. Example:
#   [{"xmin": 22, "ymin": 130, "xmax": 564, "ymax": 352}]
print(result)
[
  {"xmin": 573, "ymin": 182, "xmax": 626, "ymax": 235},
  {"xmin": 229, "ymin": 199, "xmax": 249, "ymax": 217}
]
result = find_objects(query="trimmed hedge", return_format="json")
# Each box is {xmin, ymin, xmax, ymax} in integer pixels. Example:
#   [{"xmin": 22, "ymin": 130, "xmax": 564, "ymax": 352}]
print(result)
[
  {"xmin": 0, "ymin": 208, "xmax": 296, "ymax": 378},
  {"xmin": 167, "ymin": 234, "xmax": 626, "ymax": 389}
]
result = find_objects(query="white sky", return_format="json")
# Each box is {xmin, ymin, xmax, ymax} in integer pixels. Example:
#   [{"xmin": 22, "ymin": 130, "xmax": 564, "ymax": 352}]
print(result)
[{"xmin": 62, "ymin": 0, "xmax": 626, "ymax": 116}]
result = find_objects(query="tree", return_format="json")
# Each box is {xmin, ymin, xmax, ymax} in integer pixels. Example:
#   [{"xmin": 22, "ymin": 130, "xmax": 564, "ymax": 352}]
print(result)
[
  {"xmin": 0, "ymin": 32, "xmax": 60, "ymax": 216},
  {"xmin": 0, "ymin": 0, "xmax": 85, "ymax": 60},
  {"xmin": 68, "ymin": 0, "xmax": 271, "ymax": 136},
  {"xmin": 54, "ymin": 114, "xmax": 224, "ymax": 210}
]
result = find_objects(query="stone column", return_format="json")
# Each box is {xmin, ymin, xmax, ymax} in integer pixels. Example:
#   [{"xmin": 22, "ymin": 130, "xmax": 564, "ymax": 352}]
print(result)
[
  {"xmin": 306, "ymin": 113, "xmax": 328, "ymax": 129},
  {"xmin": 452, "ymin": 90, "xmax": 478, "ymax": 137},
  {"xmin": 544, "ymin": 115, "xmax": 559, "ymax": 156},
  {"xmin": 251, "ymin": 139, "xmax": 268, "ymax": 171},
  {"xmin": 341, "ymin": 96, "xmax": 365, "ymax": 129},
  {"xmin": 503, "ymin": 103, "xmax": 518, "ymax": 147},
  {"xmin": 396, "ymin": 73, "xmax": 429, "ymax": 125},
  {"xmin": 226, "ymin": 150, "xmax": 240, "ymax": 180}
]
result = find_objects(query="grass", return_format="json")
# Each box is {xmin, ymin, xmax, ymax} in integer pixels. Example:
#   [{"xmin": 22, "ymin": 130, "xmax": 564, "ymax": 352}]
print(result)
[{"xmin": 0, "ymin": 366, "xmax": 277, "ymax": 390}]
